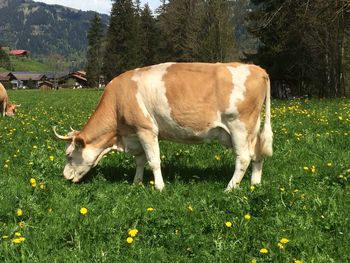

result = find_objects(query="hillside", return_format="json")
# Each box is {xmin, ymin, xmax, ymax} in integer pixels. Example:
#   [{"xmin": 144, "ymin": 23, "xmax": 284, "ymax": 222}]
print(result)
[{"xmin": 0, "ymin": 0, "xmax": 109, "ymax": 65}]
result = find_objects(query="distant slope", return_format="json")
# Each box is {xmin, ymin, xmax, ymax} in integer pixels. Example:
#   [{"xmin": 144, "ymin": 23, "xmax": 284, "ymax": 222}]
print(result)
[
  {"xmin": 10, "ymin": 57, "xmax": 50, "ymax": 72},
  {"xmin": 0, "ymin": 0, "xmax": 109, "ymax": 64}
]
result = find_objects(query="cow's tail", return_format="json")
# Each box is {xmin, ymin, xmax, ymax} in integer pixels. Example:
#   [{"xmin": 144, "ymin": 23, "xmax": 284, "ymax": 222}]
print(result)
[{"xmin": 259, "ymin": 76, "xmax": 273, "ymax": 156}]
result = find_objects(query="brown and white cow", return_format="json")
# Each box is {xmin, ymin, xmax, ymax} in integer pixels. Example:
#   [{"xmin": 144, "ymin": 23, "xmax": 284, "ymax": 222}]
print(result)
[
  {"xmin": 0, "ymin": 82, "xmax": 20, "ymax": 117},
  {"xmin": 54, "ymin": 62, "xmax": 273, "ymax": 191}
]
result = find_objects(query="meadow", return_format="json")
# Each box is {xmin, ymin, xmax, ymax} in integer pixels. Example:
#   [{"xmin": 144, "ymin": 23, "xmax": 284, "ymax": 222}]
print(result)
[{"xmin": 0, "ymin": 89, "xmax": 349, "ymax": 262}]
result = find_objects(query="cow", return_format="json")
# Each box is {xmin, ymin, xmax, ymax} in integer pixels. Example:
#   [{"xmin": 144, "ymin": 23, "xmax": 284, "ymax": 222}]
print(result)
[
  {"xmin": 53, "ymin": 62, "xmax": 273, "ymax": 192},
  {"xmin": 0, "ymin": 82, "xmax": 20, "ymax": 117}
]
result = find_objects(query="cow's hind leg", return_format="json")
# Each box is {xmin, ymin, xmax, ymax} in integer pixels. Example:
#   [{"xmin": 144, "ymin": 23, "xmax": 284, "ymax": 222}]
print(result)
[
  {"xmin": 251, "ymin": 136, "xmax": 263, "ymax": 185},
  {"xmin": 133, "ymin": 153, "xmax": 147, "ymax": 185},
  {"xmin": 137, "ymin": 130, "xmax": 165, "ymax": 191},
  {"xmin": 225, "ymin": 120, "xmax": 252, "ymax": 192}
]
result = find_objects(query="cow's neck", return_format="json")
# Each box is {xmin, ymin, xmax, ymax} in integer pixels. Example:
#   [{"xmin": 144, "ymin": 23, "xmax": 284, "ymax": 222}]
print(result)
[{"xmin": 79, "ymin": 88, "xmax": 117, "ymax": 149}]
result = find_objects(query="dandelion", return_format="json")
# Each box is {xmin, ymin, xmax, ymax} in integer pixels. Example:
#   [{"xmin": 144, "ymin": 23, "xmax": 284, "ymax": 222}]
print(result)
[
  {"xmin": 250, "ymin": 185, "xmax": 255, "ymax": 191},
  {"xmin": 280, "ymin": 187, "xmax": 285, "ymax": 192},
  {"xmin": 30, "ymin": 178, "xmax": 37, "ymax": 187},
  {"xmin": 49, "ymin": 155, "xmax": 54, "ymax": 161},
  {"xmin": 311, "ymin": 165, "xmax": 316, "ymax": 173},
  {"xmin": 250, "ymin": 259, "xmax": 257, "ymax": 263},
  {"xmin": 19, "ymin": 221, "xmax": 25, "ymax": 228},
  {"xmin": 327, "ymin": 162, "xmax": 332, "ymax": 167},
  {"xmin": 277, "ymin": 242, "xmax": 284, "ymax": 249},
  {"xmin": 146, "ymin": 207, "xmax": 154, "ymax": 212},
  {"xmin": 128, "ymin": 229, "xmax": 138, "ymax": 237},
  {"xmin": 16, "ymin": 209, "xmax": 23, "ymax": 217},
  {"xmin": 80, "ymin": 207, "xmax": 88, "ymax": 215},
  {"xmin": 225, "ymin": 221, "xmax": 232, "ymax": 228},
  {"xmin": 40, "ymin": 182, "xmax": 46, "ymax": 189},
  {"xmin": 303, "ymin": 166, "xmax": 309, "ymax": 171},
  {"xmin": 214, "ymin": 155, "xmax": 221, "ymax": 161},
  {"xmin": 149, "ymin": 180, "xmax": 155, "ymax": 186},
  {"xmin": 4, "ymin": 164, "xmax": 8, "ymax": 168},
  {"xmin": 12, "ymin": 237, "xmax": 25, "ymax": 244},
  {"xmin": 280, "ymin": 238, "xmax": 289, "ymax": 244},
  {"xmin": 187, "ymin": 205, "xmax": 193, "ymax": 212},
  {"xmin": 260, "ymin": 248, "xmax": 268, "ymax": 254},
  {"xmin": 33, "ymin": 145, "xmax": 37, "ymax": 149},
  {"xmin": 126, "ymin": 237, "xmax": 134, "ymax": 244},
  {"xmin": 244, "ymin": 214, "xmax": 251, "ymax": 220},
  {"xmin": 338, "ymin": 116, "xmax": 343, "ymax": 120},
  {"xmin": 294, "ymin": 260, "xmax": 302, "ymax": 263},
  {"xmin": 2, "ymin": 235, "xmax": 9, "ymax": 239}
]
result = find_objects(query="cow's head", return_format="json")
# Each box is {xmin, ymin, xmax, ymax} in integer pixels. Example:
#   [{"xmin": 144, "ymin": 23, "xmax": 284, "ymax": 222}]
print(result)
[
  {"xmin": 53, "ymin": 127, "xmax": 113, "ymax": 182},
  {"xmin": 6, "ymin": 103, "xmax": 20, "ymax": 117}
]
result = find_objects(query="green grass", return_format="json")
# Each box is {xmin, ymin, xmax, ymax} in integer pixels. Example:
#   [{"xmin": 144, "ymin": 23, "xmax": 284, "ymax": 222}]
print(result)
[
  {"xmin": 0, "ymin": 90, "xmax": 349, "ymax": 262},
  {"xmin": 8, "ymin": 57, "xmax": 50, "ymax": 72}
]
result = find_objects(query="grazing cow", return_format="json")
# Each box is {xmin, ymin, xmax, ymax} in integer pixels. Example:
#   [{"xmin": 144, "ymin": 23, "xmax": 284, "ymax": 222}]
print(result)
[
  {"xmin": 54, "ymin": 62, "xmax": 273, "ymax": 191},
  {"xmin": 0, "ymin": 82, "xmax": 20, "ymax": 117}
]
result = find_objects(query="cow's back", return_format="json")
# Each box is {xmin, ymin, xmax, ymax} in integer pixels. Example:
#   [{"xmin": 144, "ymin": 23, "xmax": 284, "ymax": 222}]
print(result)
[{"xmin": 0, "ymin": 82, "xmax": 8, "ymax": 102}]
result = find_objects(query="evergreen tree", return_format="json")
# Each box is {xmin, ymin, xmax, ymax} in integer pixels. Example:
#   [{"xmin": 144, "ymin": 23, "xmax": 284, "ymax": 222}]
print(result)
[
  {"xmin": 0, "ymin": 49, "xmax": 12, "ymax": 70},
  {"xmin": 86, "ymin": 14, "xmax": 104, "ymax": 88},
  {"xmin": 140, "ymin": 4, "xmax": 160, "ymax": 65},
  {"xmin": 198, "ymin": 0, "xmax": 238, "ymax": 62},
  {"xmin": 103, "ymin": 0, "xmax": 142, "ymax": 81}
]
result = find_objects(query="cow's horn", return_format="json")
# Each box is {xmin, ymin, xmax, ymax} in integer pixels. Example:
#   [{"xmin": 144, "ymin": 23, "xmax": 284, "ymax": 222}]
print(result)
[{"xmin": 53, "ymin": 126, "xmax": 74, "ymax": 140}]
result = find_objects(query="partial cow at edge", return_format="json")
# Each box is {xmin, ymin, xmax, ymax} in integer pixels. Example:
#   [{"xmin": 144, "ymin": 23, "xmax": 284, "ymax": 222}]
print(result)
[
  {"xmin": 54, "ymin": 62, "xmax": 273, "ymax": 191},
  {"xmin": 0, "ymin": 82, "xmax": 20, "ymax": 117}
]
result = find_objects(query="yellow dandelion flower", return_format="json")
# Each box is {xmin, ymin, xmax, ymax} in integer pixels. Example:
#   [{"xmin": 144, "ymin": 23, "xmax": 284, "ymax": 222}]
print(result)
[
  {"xmin": 30, "ymin": 178, "xmax": 37, "ymax": 187},
  {"xmin": 294, "ymin": 260, "xmax": 302, "ymax": 263},
  {"xmin": 303, "ymin": 166, "xmax": 309, "ymax": 171},
  {"xmin": 49, "ymin": 156, "xmax": 54, "ymax": 161},
  {"xmin": 12, "ymin": 237, "xmax": 25, "ymax": 244},
  {"xmin": 39, "ymin": 182, "xmax": 46, "ymax": 189},
  {"xmin": 214, "ymin": 155, "xmax": 221, "ymax": 161},
  {"xmin": 33, "ymin": 145, "xmax": 37, "ymax": 149},
  {"xmin": 250, "ymin": 185, "xmax": 255, "ymax": 191},
  {"xmin": 128, "ymin": 229, "xmax": 138, "ymax": 237},
  {"xmin": 19, "ymin": 221, "xmax": 25, "ymax": 228},
  {"xmin": 311, "ymin": 165, "xmax": 316, "ymax": 173},
  {"xmin": 16, "ymin": 209, "xmax": 23, "ymax": 217},
  {"xmin": 126, "ymin": 237, "xmax": 134, "ymax": 244},
  {"xmin": 2, "ymin": 235, "xmax": 9, "ymax": 239},
  {"xmin": 250, "ymin": 259, "xmax": 257, "ymax": 263},
  {"xmin": 149, "ymin": 180, "xmax": 155, "ymax": 185},
  {"xmin": 4, "ymin": 164, "xmax": 8, "ymax": 168},
  {"xmin": 280, "ymin": 187, "xmax": 285, "ymax": 192},
  {"xmin": 14, "ymin": 232, "xmax": 21, "ymax": 237},
  {"xmin": 327, "ymin": 162, "xmax": 332, "ymax": 167},
  {"xmin": 277, "ymin": 242, "xmax": 284, "ymax": 249},
  {"xmin": 338, "ymin": 116, "xmax": 343, "ymax": 120},
  {"xmin": 244, "ymin": 214, "xmax": 251, "ymax": 220},
  {"xmin": 225, "ymin": 221, "xmax": 232, "ymax": 228},
  {"xmin": 146, "ymin": 207, "xmax": 154, "ymax": 212},
  {"xmin": 80, "ymin": 207, "xmax": 88, "ymax": 215},
  {"xmin": 280, "ymin": 238, "xmax": 289, "ymax": 244},
  {"xmin": 187, "ymin": 205, "xmax": 193, "ymax": 212},
  {"xmin": 259, "ymin": 248, "xmax": 268, "ymax": 254}
]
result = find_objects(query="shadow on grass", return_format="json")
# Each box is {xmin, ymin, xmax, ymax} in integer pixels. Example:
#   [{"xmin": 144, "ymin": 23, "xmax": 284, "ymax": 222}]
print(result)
[{"xmin": 82, "ymin": 162, "xmax": 235, "ymax": 185}]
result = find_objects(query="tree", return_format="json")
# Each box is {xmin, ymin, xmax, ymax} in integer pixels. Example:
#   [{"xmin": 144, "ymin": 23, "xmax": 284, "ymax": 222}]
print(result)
[
  {"xmin": 198, "ymin": 0, "xmax": 238, "ymax": 62},
  {"xmin": 139, "ymin": 4, "xmax": 160, "ymax": 65},
  {"xmin": 86, "ymin": 14, "xmax": 104, "ymax": 88},
  {"xmin": 246, "ymin": 0, "xmax": 350, "ymax": 98},
  {"xmin": 0, "ymin": 49, "xmax": 12, "ymax": 70},
  {"xmin": 103, "ymin": 0, "xmax": 142, "ymax": 81}
]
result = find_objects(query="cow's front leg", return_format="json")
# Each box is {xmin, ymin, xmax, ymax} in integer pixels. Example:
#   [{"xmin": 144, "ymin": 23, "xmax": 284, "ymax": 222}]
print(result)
[
  {"xmin": 137, "ymin": 130, "xmax": 164, "ymax": 191},
  {"xmin": 133, "ymin": 153, "xmax": 146, "ymax": 185}
]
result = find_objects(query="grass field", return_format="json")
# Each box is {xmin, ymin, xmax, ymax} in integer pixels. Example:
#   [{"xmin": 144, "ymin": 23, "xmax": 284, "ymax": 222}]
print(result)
[{"xmin": 0, "ymin": 89, "xmax": 349, "ymax": 262}]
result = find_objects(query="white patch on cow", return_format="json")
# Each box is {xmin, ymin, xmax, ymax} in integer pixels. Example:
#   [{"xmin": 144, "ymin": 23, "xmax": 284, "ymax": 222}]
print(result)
[
  {"xmin": 63, "ymin": 146, "xmax": 102, "ymax": 182},
  {"xmin": 226, "ymin": 65, "xmax": 251, "ymax": 117}
]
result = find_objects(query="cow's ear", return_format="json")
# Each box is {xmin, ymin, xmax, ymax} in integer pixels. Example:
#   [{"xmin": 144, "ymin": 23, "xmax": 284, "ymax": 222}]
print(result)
[{"xmin": 74, "ymin": 137, "xmax": 86, "ymax": 149}]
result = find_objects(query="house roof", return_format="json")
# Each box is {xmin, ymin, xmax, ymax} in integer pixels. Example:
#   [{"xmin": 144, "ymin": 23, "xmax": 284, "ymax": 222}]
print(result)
[
  {"xmin": 10, "ymin": 72, "xmax": 46, "ymax": 81},
  {"xmin": 0, "ymin": 72, "xmax": 10, "ymax": 81},
  {"xmin": 9, "ymin": 50, "xmax": 28, "ymax": 55}
]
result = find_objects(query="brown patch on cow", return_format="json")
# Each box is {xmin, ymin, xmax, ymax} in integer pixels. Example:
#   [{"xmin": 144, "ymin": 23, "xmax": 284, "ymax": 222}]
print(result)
[
  {"xmin": 79, "ymin": 71, "xmax": 154, "ymax": 149},
  {"xmin": 163, "ymin": 63, "xmax": 233, "ymax": 132},
  {"xmin": 236, "ymin": 65, "xmax": 268, "ymax": 134}
]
